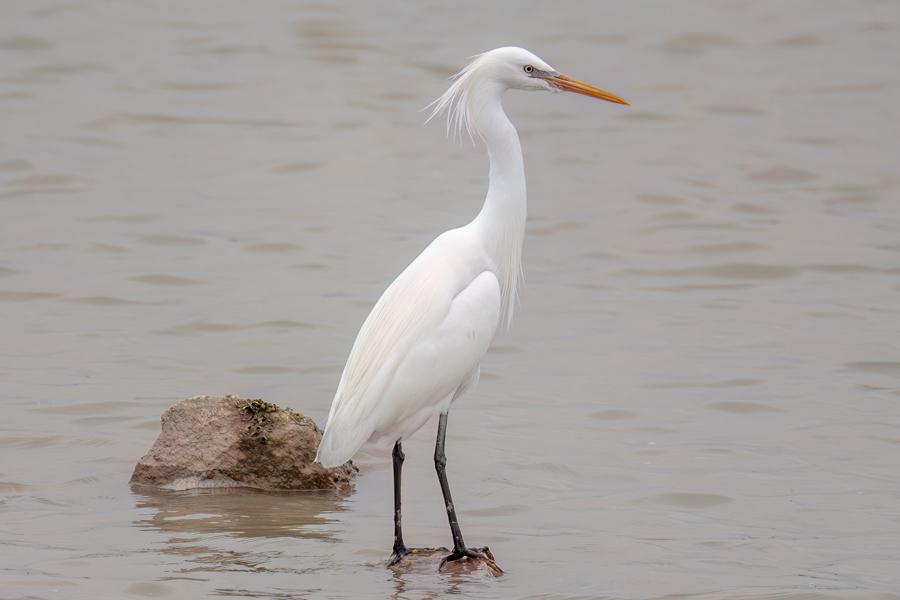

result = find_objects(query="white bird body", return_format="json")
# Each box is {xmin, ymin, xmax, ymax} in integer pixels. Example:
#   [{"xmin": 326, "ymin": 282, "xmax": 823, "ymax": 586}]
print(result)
[
  {"xmin": 317, "ymin": 208, "xmax": 512, "ymax": 466},
  {"xmin": 316, "ymin": 48, "xmax": 540, "ymax": 469},
  {"xmin": 313, "ymin": 47, "xmax": 627, "ymax": 572}
]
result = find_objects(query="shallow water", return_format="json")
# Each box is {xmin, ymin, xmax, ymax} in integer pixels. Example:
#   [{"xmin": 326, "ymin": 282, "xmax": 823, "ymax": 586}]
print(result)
[{"xmin": 2, "ymin": 1, "xmax": 899, "ymax": 598}]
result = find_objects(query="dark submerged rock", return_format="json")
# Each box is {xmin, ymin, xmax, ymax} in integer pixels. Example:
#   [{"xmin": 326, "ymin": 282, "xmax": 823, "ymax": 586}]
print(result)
[{"xmin": 130, "ymin": 395, "xmax": 356, "ymax": 491}]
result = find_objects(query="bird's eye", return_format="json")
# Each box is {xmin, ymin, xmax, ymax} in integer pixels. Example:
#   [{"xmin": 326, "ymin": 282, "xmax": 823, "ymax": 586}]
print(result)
[{"xmin": 524, "ymin": 65, "xmax": 534, "ymax": 74}]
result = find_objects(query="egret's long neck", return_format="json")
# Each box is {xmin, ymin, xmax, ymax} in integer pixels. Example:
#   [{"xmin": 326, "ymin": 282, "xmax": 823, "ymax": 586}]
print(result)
[{"xmin": 471, "ymin": 89, "xmax": 526, "ymax": 330}]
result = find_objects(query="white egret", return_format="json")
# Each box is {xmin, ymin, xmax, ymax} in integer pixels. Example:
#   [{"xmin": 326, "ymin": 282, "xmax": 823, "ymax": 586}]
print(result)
[{"xmin": 316, "ymin": 47, "xmax": 628, "ymax": 573}]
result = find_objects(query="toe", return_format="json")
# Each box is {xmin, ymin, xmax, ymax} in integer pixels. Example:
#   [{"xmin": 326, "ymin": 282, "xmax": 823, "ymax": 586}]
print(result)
[{"xmin": 439, "ymin": 547, "xmax": 503, "ymax": 575}]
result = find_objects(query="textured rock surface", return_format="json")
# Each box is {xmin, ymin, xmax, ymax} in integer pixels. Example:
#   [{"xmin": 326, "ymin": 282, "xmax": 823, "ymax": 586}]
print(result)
[{"xmin": 130, "ymin": 395, "xmax": 356, "ymax": 491}]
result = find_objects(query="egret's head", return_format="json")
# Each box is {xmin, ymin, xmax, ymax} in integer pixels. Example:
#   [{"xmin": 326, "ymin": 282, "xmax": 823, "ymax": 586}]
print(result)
[
  {"xmin": 429, "ymin": 47, "xmax": 628, "ymax": 141},
  {"xmin": 478, "ymin": 47, "xmax": 559, "ymax": 92}
]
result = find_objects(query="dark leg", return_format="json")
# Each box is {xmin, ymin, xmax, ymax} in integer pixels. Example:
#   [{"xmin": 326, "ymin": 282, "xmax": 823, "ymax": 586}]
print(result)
[
  {"xmin": 390, "ymin": 439, "xmax": 407, "ymax": 558},
  {"xmin": 434, "ymin": 412, "xmax": 503, "ymax": 574},
  {"xmin": 387, "ymin": 439, "xmax": 444, "ymax": 567}
]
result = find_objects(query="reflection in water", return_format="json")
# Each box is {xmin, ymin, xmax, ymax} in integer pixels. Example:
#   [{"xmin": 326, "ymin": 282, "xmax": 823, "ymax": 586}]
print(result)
[
  {"xmin": 132, "ymin": 485, "xmax": 350, "ymax": 539},
  {"xmin": 132, "ymin": 485, "xmax": 350, "ymax": 574}
]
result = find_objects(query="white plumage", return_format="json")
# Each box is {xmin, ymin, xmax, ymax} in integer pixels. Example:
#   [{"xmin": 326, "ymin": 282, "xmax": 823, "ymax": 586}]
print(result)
[
  {"xmin": 316, "ymin": 48, "xmax": 544, "ymax": 468},
  {"xmin": 316, "ymin": 228, "xmax": 502, "ymax": 466}
]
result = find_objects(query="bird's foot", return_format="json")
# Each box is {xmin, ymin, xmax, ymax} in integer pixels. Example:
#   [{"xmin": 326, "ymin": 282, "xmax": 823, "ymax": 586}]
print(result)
[
  {"xmin": 387, "ymin": 545, "xmax": 447, "ymax": 567},
  {"xmin": 439, "ymin": 546, "xmax": 503, "ymax": 575}
]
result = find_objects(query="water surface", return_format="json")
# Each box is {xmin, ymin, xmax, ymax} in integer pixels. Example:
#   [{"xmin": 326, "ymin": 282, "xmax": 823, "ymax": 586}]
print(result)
[{"xmin": 1, "ymin": 1, "xmax": 899, "ymax": 598}]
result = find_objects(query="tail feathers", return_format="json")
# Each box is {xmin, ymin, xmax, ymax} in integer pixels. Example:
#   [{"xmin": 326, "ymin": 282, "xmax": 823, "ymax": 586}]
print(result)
[
  {"xmin": 315, "ymin": 417, "xmax": 368, "ymax": 468},
  {"xmin": 315, "ymin": 442, "xmax": 351, "ymax": 469}
]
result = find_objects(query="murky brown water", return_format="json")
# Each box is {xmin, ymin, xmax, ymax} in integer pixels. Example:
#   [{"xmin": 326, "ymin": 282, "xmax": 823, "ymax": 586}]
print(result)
[{"xmin": 2, "ymin": 1, "xmax": 899, "ymax": 598}]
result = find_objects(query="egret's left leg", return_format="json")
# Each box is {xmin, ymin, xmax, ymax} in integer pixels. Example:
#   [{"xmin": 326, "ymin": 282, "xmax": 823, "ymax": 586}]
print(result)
[{"xmin": 434, "ymin": 412, "xmax": 503, "ymax": 575}]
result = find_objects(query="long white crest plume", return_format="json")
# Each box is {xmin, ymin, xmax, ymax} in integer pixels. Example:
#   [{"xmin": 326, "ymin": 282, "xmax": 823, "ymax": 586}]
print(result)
[{"xmin": 424, "ymin": 52, "xmax": 485, "ymax": 143}]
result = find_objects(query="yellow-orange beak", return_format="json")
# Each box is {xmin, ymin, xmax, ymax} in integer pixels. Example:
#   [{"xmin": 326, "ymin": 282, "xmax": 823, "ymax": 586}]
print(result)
[{"xmin": 543, "ymin": 73, "xmax": 630, "ymax": 105}]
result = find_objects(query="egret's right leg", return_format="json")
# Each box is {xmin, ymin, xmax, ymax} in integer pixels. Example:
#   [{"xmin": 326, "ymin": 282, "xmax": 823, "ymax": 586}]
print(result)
[
  {"xmin": 390, "ymin": 439, "xmax": 409, "ymax": 559},
  {"xmin": 387, "ymin": 439, "xmax": 443, "ymax": 566}
]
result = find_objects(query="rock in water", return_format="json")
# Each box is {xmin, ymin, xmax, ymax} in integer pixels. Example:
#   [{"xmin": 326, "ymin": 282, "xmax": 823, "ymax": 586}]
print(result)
[{"xmin": 130, "ymin": 395, "xmax": 356, "ymax": 491}]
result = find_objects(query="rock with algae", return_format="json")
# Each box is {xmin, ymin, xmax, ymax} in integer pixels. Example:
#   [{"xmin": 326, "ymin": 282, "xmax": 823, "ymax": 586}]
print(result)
[{"xmin": 130, "ymin": 395, "xmax": 356, "ymax": 491}]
